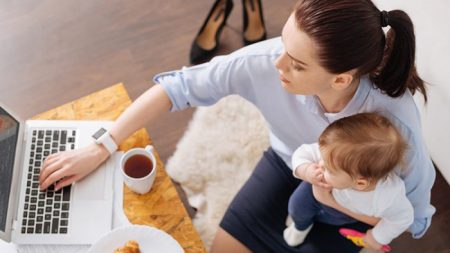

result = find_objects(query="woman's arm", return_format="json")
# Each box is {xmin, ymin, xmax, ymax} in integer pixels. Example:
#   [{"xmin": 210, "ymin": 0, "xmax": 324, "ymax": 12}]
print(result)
[
  {"xmin": 108, "ymin": 84, "xmax": 172, "ymax": 144},
  {"xmin": 39, "ymin": 84, "xmax": 172, "ymax": 190},
  {"xmin": 312, "ymin": 185, "xmax": 380, "ymax": 226},
  {"xmin": 331, "ymin": 202, "xmax": 380, "ymax": 226}
]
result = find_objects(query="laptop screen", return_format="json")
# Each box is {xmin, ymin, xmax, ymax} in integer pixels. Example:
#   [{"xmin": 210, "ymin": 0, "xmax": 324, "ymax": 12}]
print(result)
[{"xmin": 0, "ymin": 107, "xmax": 19, "ymax": 233}]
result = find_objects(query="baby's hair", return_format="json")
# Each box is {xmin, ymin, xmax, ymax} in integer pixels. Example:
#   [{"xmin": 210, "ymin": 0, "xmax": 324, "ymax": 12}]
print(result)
[{"xmin": 318, "ymin": 113, "xmax": 407, "ymax": 181}]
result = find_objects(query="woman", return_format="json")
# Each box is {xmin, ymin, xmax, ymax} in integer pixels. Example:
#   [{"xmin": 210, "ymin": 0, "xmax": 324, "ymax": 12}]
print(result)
[{"xmin": 39, "ymin": 0, "xmax": 435, "ymax": 252}]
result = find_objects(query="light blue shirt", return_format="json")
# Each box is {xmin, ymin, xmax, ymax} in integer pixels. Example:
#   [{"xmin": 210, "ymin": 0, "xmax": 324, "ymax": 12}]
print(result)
[{"xmin": 153, "ymin": 37, "xmax": 435, "ymax": 238}]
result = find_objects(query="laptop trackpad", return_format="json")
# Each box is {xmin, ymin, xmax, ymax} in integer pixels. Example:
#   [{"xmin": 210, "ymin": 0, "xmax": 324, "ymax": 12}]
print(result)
[{"xmin": 74, "ymin": 164, "xmax": 106, "ymax": 200}]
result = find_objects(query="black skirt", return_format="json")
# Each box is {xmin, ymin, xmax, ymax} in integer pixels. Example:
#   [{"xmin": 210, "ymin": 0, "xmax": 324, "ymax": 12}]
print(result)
[{"xmin": 220, "ymin": 148, "xmax": 371, "ymax": 253}]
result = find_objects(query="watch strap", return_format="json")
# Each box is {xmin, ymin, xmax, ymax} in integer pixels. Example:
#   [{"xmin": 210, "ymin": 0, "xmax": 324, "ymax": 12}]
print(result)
[{"xmin": 95, "ymin": 130, "xmax": 118, "ymax": 154}]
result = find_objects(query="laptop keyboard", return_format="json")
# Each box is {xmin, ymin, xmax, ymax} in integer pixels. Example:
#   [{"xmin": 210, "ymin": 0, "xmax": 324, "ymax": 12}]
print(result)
[{"xmin": 21, "ymin": 129, "xmax": 77, "ymax": 235}]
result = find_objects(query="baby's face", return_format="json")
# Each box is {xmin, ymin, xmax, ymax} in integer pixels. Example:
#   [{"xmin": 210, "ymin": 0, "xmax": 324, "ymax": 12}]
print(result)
[{"xmin": 321, "ymin": 160, "xmax": 355, "ymax": 190}]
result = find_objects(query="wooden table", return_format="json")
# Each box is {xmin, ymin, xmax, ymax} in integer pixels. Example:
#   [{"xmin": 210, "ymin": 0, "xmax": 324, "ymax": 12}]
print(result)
[{"xmin": 33, "ymin": 83, "xmax": 206, "ymax": 253}]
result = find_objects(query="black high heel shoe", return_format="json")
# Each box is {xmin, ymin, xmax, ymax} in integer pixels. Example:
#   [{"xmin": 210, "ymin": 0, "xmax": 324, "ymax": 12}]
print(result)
[
  {"xmin": 242, "ymin": 0, "xmax": 266, "ymax": 45},
  {"xmin": 189, "ymin": 0, "xmax": 234, "ymax": 65}
]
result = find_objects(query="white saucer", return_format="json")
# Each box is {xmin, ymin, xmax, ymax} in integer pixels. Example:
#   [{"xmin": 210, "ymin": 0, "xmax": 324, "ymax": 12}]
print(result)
[{"xmin": 87, "ymin": 225, "xmax": 184, "ymax": 253}]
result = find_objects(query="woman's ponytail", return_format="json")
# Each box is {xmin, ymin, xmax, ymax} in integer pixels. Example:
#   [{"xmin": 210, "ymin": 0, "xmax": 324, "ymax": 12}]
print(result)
[
  {"xmin": 294, "ymin": 1, "xmax": 427, "ymax": 102},
  {"xmin": 370, "ymin": 10, "xmax": 427, "ymax": 102}
]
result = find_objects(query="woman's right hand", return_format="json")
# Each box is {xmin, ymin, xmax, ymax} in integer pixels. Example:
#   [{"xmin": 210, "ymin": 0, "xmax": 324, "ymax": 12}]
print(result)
[
  {"xmin": 38, "ymin": 84, "xmax": 172, "ymax": 191},
  {"xmin": 39, "ymin": 143, "xmax": 110, "ymax": 191}
]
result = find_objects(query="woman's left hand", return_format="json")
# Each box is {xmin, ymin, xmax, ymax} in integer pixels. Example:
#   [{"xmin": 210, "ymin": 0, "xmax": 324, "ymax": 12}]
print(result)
[
  {"xmin": 312, "ymin": 184, "xmax": 336, "ymax": 208},
  {"xmin": 363, "ymin": 229, "xmax": 384, "ymax": 251},
  {"xmin": 313, "ymin": 185, "xmax": 382, "ymax": 226}
]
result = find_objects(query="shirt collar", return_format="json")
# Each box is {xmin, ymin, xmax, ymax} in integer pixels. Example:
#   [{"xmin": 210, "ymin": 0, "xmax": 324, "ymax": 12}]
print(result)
[{"xmin": 303, "ymin": 76, "xmax": 372, "ymax": 123}]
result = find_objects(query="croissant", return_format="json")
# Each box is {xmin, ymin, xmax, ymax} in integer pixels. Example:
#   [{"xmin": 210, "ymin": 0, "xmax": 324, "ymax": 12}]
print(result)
[{"xmin": 114, "ymin": 240, "xmax": 141, "ymax": 253}]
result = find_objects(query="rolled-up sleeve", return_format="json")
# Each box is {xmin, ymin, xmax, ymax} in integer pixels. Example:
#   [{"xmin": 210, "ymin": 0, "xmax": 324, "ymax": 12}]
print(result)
[
  {"xmin": 153, "ymin": 53, "xmax": 259, "ymax": 112},
  {"xmin": 153, "ymin": 70, "xmax": 190, "ymax": 112}
]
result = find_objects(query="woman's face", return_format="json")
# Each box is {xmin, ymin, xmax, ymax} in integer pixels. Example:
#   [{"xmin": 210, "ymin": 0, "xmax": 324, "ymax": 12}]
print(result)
[{"xmin": 275, "ymin": 14, "xmax": 336, "ymax": 95}]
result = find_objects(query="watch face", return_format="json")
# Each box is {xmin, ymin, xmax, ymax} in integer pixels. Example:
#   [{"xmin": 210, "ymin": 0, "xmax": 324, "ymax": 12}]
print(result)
[{"xmin": 93, "ymin": 127, "xmax": 107, "ymax": 140}]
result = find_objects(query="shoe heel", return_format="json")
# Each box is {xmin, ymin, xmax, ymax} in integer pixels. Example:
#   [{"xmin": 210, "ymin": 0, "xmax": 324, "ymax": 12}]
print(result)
[
  {"xmin": 242, "ymin": 0, "xmax": 266, "ymax": 45},
  {"xmin": 189, "ymin": 0, "xmax": 234, "ymax": 65}
]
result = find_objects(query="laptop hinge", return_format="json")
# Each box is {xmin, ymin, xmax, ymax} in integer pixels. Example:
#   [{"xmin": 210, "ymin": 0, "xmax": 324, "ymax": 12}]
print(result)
[
  {"xmin": 12, "ymin": 219, "xmax": 18, "ymax": 231},
  {"xmin": 23, "ymin": 127, "xmax": 28, "ymax": 143}
]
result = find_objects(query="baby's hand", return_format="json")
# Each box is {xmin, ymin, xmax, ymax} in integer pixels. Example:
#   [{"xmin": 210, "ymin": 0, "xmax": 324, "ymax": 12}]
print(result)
[
  {"xmin": 363, "ymin": 229, "xmax": 384, "ymax": 251},
  {"xmin": 304, "ymin": 163, "xmax": 331, "ymax": 189}
]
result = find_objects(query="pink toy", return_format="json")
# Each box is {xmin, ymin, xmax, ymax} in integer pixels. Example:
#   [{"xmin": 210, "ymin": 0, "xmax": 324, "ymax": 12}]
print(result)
[{"xmin": 339, "ymin": 228, "xmax": 391, "ymax": 252}]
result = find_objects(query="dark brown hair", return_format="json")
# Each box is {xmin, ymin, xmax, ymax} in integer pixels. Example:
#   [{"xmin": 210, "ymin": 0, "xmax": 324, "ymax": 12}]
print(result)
[
  {"xmin": 295, "ymin": 0, "xmax": 427, "ymax": 101},
  {"xmin": 318, "ymin": 113, "xmax": 407, "ymax": 181}
]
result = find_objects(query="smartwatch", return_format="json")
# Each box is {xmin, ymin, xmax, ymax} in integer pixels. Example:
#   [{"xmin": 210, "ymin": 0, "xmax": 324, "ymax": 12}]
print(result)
[{"xmin": 92, "ymin": 127, "xmax": 118, "ymax": 154}]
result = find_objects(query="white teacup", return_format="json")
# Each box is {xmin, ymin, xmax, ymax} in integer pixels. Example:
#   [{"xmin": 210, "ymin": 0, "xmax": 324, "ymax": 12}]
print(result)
[{"xmin": 120, "ymin": 145, "xmax": 157, "ymax": 194}]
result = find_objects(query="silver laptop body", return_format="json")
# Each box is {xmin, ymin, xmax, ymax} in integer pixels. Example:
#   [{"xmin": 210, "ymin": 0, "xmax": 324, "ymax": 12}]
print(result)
[{"xmin": 0, "ymin": 102, "xmax": 114, "ymax": 245}]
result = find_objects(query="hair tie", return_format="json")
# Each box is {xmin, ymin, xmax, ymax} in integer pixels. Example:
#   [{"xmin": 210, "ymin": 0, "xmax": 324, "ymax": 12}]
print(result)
[{"xmin": 380, "ymin": 10, "xmax": 390, "ymax": 27}]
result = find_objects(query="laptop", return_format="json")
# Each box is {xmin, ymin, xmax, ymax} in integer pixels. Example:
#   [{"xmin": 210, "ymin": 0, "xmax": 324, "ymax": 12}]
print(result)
[{"xmin": 0, "ymin": 102, "xmax": 116, "ymax": 245}]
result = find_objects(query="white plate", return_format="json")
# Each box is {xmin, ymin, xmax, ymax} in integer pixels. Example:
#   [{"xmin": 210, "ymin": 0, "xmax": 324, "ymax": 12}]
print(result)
[{"xmin": 87, "ymin": 225, "xmax": 184, "ymax": 253}]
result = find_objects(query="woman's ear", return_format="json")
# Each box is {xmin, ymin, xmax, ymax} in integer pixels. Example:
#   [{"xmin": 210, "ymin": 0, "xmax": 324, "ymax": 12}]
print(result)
[
  {"xmin": 354, "ymin": 177, "xmax": 370, "ymax": 190},
  {"xmin": 331, "ymin": 69, "xmax": 357, "ymax": 91}
]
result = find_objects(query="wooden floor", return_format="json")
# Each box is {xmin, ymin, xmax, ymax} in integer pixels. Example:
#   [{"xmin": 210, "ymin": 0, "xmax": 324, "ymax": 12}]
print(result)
[{"xmin": 0, "ymin": 0, "xmax": 448, "ymax": 251}]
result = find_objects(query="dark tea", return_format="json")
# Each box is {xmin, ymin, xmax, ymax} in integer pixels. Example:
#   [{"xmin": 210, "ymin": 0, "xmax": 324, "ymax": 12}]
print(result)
[{"xmin": 124, "ymin": 154, "xmax": 153, "ymax": 178}]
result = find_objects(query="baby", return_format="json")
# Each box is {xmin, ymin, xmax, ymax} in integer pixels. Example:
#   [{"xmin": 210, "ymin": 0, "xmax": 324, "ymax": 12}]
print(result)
[{"xmin": 284, "ymin": 113, "xmax": 414, "ymax": 250}]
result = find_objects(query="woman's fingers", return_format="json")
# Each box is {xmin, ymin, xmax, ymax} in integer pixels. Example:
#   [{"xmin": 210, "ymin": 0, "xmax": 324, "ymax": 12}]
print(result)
[
  {"xmin": 39, "ymin": 144, "xmax": 107, "ymax": 191},
  {"xmin": 54, "ymin": 175, "xmax": 77, "ymax": 191},
  {"xmin": 40, "ymin": 159, "xmax": 67, "ymax": 190},
  {"xmin": 41, "ymin": 153, "xmax": 60, "ymax": 169},
  {"xmin": 41, "ymin": 164, "xmax": 71, "ymax": 190}
]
